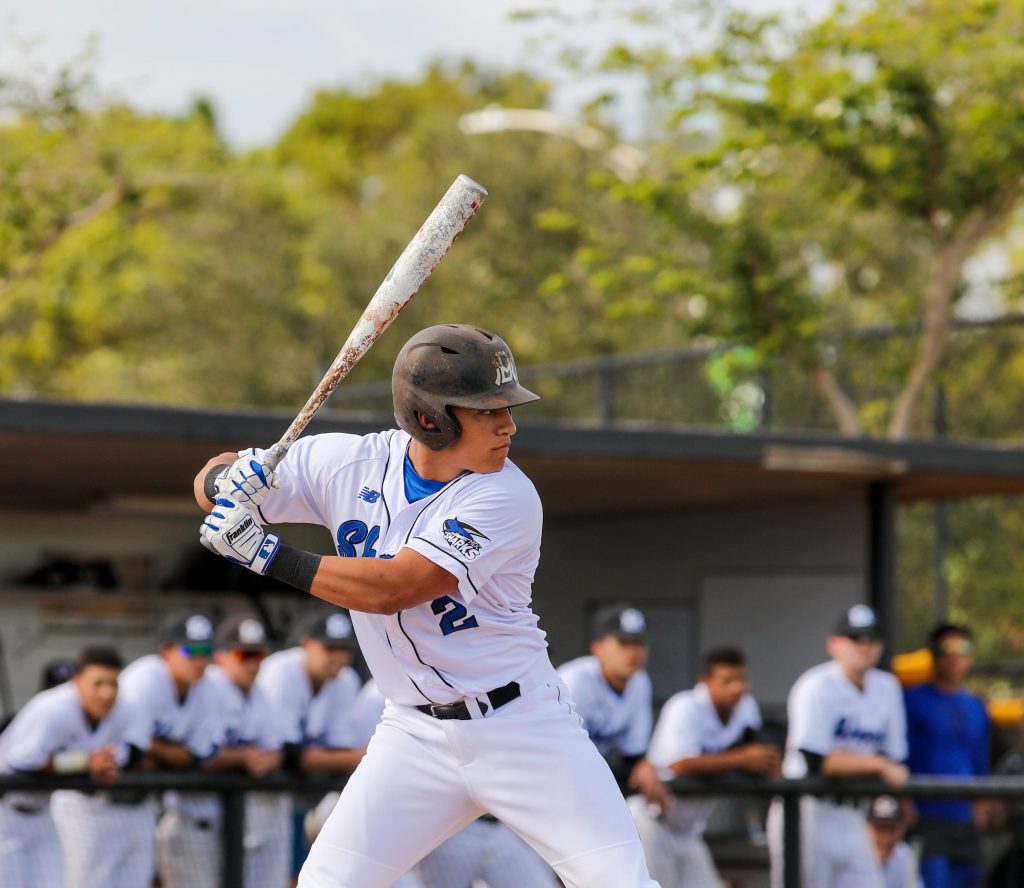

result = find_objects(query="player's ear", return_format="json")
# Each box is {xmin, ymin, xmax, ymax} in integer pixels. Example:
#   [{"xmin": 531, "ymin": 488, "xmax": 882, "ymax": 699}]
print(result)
[{"xmin": 415, "ymin": 411, "xmax": 438, "ymax": 431}]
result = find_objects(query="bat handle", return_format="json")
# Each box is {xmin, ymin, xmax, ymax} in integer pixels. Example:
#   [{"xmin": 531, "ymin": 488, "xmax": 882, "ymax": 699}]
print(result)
[{"xmin": 263, "ymin": 440, "xmax": 290, "ymax": 473}]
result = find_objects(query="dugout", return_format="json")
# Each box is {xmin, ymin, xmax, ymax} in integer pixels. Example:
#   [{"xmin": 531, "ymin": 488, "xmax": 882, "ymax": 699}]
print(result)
[{"xmin": 1, "ymin": 396, "xmax": 1023, "ymax": 715}]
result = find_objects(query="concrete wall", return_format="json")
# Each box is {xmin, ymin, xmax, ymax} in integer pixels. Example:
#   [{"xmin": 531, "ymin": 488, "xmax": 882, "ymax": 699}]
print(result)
[{"xmin": 532, "ymin": 499, "xmax": 868, "ymax": 706}]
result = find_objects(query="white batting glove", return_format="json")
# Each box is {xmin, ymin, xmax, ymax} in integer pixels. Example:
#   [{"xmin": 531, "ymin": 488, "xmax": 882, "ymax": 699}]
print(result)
[
  {"xmin": 200, "ymin": 498, "xmax": 281, "ymax": 575},
  {"xmin": 214, "ymin": 448, "xmax": 280, "ymax": 507}
]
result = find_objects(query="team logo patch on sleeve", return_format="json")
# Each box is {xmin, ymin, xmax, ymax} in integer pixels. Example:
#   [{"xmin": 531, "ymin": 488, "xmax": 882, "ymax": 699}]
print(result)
[{"xmin": 441, "ymin": 518, "xmax": 490, "ymax": 560}]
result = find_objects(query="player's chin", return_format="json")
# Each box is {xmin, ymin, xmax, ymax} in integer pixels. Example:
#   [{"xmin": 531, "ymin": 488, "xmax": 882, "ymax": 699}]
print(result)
[{"xmin": 472, "ymin": 453, "xmax": 508, "ymax": 474}]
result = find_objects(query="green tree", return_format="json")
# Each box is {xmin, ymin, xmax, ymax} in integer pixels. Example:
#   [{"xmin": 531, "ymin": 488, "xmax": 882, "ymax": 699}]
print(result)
[{"xmin": 559, "ymin": 0, "xmax": 1024, "ymax": 438}]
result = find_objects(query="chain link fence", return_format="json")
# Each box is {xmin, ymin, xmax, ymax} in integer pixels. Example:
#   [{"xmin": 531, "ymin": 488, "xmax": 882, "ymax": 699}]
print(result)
[{"xmin": 332, "ymin": 318, "xmax": 1024, "ymax": 441}]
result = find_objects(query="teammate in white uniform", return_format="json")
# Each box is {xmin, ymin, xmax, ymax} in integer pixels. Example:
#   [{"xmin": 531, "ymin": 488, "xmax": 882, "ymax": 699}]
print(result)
[
  {"xmin": 557, "ymin": 605, "xmax": 670, "ymax": 810},
  {"xmin": 256, "ymin": 608, "xmax": 365, "ymax": 877},
  {"xmin": 0, "ymin": 646, "xmax": 127, "ymax": 888},
  {"xmin": 192, "ymin": 614, "xmax": 290, "ymax": 888},
  {"xmin": 195, "ymin": 324, "xmax": 659, "ymax": 888},
  {"xmin": 866, "ymin": 795, "xmax": 924, "ymax": 888},
  {"xmin": 768, "ymin": 604, "xmax": 909, "ymax": 888},
  {"xmin": 118, "ymin": 609, "xmax": 221, "ymax": 888},
  {"xmin": 640, "ymin": 645, "xmax": 779, "ymax": 888}
]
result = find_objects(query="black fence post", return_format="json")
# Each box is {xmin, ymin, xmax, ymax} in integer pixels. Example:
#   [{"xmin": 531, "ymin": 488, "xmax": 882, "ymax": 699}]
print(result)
[
  {"xmin": 222, "ymin": 786, "xmax": 246, "ymax": 888},
  {"xmin": 783, "ymin": 791, "xmax": 801, "ymax": 888}
]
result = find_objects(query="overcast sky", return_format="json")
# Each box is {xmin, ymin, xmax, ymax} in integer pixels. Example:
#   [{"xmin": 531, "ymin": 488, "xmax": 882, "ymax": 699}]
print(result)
[{"xmin": 3, "ymin": 0, "xmax": 825, "ymax": 147}]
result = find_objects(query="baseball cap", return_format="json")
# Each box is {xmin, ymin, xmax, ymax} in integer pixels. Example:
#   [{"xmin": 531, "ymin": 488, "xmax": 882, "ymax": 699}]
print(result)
[
  {"xmin": 834, "ymin": 604, "xmax": 882, "ymax": 640},
  {"xmin": 296, "ymin": 608, "xmax": 358, "ymax": 649},
  {"xmin": 157, "ymin": 609, "xmax": 215, "ymax": 647},
  {"xmin": 41, "ymin": 658, "xmax": 75, "ymax": 690},
  {"xmin": 591, "ymin": 604, "xmax": 650, "ymax": 643},
  {"xmin": 867, "ymin": 795, "xmax": 903, "ymax": 825},
  {"xmin": 215, "ymin": 615, "xmax": 271, "ymax": 652}
]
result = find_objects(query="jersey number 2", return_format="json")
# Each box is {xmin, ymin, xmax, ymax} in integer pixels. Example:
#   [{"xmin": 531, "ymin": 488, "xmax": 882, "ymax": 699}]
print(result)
[{"xmin": 431, "ymin": 596, "xmax": 479, "ymax": 636}]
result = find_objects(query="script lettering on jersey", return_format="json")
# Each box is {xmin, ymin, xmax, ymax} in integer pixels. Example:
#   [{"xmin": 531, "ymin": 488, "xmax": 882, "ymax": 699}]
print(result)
[
  {"xmin": 833, "ymin": 717, "xmax": 886, "ymax": 747},
  {"xmin": 336, "ymin": 520, "xmax": 381, "ymax": 558}
]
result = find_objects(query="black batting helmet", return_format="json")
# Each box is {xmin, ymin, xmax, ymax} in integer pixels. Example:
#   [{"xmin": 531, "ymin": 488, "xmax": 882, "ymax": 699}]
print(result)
[{"xmin": 392, "ymin": 324, "xmax": 539, "ymax": 451}]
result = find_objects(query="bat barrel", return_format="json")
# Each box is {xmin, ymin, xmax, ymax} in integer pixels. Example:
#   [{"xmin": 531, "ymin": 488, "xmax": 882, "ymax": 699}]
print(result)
[{"xmin": 261, "ymin": 175, "xmax": 488, "ymax": 473}]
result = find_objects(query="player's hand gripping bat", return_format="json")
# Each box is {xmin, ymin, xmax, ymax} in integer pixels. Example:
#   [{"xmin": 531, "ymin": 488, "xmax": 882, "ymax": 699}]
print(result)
[{"xmin": 262, "ymin": 174, "xmax": 488, "ymax": 473}]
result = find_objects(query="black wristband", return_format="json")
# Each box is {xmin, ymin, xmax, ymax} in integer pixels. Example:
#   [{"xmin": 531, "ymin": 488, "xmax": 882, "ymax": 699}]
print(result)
[
  {"xmin": 282, "ymin": 742, "xmax": 304, "ymax": 773},
  {"xmin": 265, "ymin": 544, "xmax": 322, "ymax": 594},
  {"xmin": 203, "ymin": 464, "xmax": 230, "ymax": 504}
]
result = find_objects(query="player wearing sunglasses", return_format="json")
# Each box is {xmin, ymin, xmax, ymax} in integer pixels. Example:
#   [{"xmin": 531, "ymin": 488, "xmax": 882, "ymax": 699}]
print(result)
[
  {"xmin": 155, "ymin": 614, "xmax": 289, "ymax": 888},
  {"xmin": 905, "ymin": 623, "xmax": 990, "ymax": 888},
  {"xmin": 115, "ymin": 610, "xmax": 219, "ymax": 887}
]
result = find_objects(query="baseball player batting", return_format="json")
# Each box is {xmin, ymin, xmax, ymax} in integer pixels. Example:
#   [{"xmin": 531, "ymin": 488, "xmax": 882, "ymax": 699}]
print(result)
[{"xmin": 195, "ymin": 324, "xmax": 660, "ymax": 887}]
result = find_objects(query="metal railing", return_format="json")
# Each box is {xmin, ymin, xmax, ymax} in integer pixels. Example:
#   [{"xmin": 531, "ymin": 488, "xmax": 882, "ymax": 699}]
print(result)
[{"xmin": 3, "ymin": 771, "xmax": 1024, "ymax": 887}]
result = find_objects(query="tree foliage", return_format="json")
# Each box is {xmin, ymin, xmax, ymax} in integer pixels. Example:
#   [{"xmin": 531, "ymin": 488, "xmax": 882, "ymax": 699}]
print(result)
[{"xmin": 563, "ymin": 0, "xmax": 1024, "ymax": 438}]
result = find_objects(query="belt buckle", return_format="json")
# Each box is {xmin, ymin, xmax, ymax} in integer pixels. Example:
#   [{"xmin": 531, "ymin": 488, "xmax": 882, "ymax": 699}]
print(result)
[{"xmin": 430, "ymin": 701, "xmax": 471, "ymax": 720}]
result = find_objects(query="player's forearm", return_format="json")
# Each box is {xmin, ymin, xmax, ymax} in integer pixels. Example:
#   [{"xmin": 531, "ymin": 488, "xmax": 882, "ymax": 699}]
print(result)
[
  {"xmin": 820, "ymin": 750, "xmax": 893, "ymax": 779},
  {"xmin": 309, "ymin": 550, "xmax": 456, "ymax": 615},
  {"xmin": 202, "ymin": 746, "xmax": 252, "ymax": 772},
  {"xmin": 670, "ymin": 749, "xmax": 749, "ymax": 777},
  {"xmin": 148, "ymin": 739, "xmax": 197, "ymax": 770},
  {"xmin": 300, "ymin": 746, "xmax": 365, "ymax": 775}
]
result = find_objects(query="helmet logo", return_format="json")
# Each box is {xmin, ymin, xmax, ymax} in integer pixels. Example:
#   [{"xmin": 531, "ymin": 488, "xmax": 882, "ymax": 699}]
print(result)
[{"xmin": 493, "ymin": 350, "xmax": 517, "ymax": 386}]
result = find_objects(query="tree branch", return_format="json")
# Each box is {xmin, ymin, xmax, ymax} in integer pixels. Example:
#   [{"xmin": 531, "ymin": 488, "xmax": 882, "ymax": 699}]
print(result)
[
  {"xmin": 811, "ymin": 363, "xmax": 862, "ymax": 436},
  {"xmin": 887, "ymin": 184, "xmax": 1022, "ymax": 439}
]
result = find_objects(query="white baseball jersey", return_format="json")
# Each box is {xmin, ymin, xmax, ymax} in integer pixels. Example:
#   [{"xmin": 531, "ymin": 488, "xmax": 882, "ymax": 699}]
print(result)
[
  {"xmin": 204, "ymin": 664, "xmax": 283, "ymax": 752},
  {"xmin": 0, "ymin": 682, "xmax": 132, "ymax": 804},
  {"xmin": 0, "ymin": 682, "xmax": 131, "ymax": 773},
  {"xmin": 646, "ymin": 682, "xmax": 763, "ymax": 836},
  {"xmin": 0, "ymin": 683, "xmax": 132, "ymax": 888},
  {"xmin": 257, "ymin": 430, "xmax": 548, "ymax": 705},
  {"xmin": 783, "ymin": 661, "xmax": 907, "ymax": 778},
  {"xmin": 256, "ymin": 647, "xmax": 362, "ymax": 748},
  {"xmin": 557, "ymin": 655, "xmax": 652, "ymax": 758},
  {"xmin": 118, "ymin": 654, "xmax": 219, "ymax": 758}
]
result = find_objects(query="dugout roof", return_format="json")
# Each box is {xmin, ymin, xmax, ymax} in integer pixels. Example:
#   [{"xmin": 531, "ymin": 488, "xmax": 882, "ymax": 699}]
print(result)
[{"xmin": 1, "ymin": 398, "xmax": 1023, "ymax": 519}]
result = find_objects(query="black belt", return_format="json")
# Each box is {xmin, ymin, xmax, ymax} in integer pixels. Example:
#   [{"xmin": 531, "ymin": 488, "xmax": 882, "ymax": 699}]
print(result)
[{"xmin": 416, "ymin": 681, "xmax": 521, "ymax": 720}]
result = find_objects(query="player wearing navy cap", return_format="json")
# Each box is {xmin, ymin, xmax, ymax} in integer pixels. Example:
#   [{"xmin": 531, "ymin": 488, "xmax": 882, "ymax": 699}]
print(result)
[
  {"xmin": 117, "ymin": 610, "xmax": 220, "ymax": 888},
  {"xmin": 768, "ymin": 604, "xmax": 909, "ymax": 888},
  {"xmin": 558, "ymin": 604, "xmax": 669, "ymax": 810},
  {"xmin": 256, "ymin": 607, "xmax": 365, "ymax": 877},
  {"xmin": 866, "ymin": 795, "xmax": 923, "ymax": 888}
]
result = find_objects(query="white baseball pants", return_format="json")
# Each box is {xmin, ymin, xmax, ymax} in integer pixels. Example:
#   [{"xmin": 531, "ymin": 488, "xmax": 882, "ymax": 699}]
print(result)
[
  {"xmin": 51, "ymin": 791, "xmax": 157, "ymax": 888},
  {"xmin": 0, "ymin": 799, "xmax": 65, "ymax": 888},
  {"xmin": 298, "ymin": 678, "xmax": 660, "ymax": 888},
  {"xmin": 627, "ymin": 796, "xmax": 724, "ymax": 888},
  {"xmin": 767, "ymin": 797, "xmax": 885, "ymax": 888}
]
